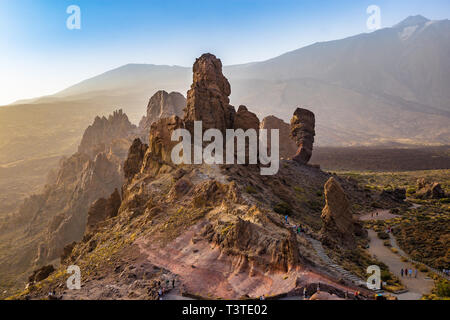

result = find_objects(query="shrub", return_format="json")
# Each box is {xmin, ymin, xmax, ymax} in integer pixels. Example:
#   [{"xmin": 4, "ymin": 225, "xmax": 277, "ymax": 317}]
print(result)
[
  {"xmin": 419, "ymin": 266, "xmax": 429, "ymax": 273},
  {"xmin": 381, "ymin": 270, "xmax": 392, "ymax": 282},
  {"xmin": 383, "ymin": 240, "xmax": 391, "ymax": 247},
  {"xmin": 245, "ymin": 186, "xmax": 257, "ymax": 194},
  {"xmin": 274, "ymin": 202, "xmax": 292, "ymax": 216},
  {"xmin": 436, "ymin": 280, "xmax": 450, "ymax": 298},
  {"xmin": 371, "ymin": 202, "xmax": 383, "ymax": 209},
  {"xmin": 377, "ymin": 232, "xmax": 389, "ymax": 240}
]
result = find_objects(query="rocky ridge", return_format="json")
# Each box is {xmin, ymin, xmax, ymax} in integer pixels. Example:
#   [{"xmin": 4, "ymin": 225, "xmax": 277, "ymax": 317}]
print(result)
[{"xmin": 17, "ymin": 54, "xmax": 374, "ymax": 300}]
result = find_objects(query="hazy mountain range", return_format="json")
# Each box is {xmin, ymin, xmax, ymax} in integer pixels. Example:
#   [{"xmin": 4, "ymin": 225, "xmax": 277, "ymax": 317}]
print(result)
[{"xmin": 1, "ymin": 16, "xmax": 449, "ymax": 209}]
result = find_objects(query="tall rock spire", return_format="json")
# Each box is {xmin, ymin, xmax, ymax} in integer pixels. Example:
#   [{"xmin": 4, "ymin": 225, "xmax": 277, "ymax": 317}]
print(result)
[
  {"xmin": 184, "ymin": 53, "xmax": 236, "ymax": 134},
  {"xmin": 290, "ymin": 108, "xmax": 315, "ymax": 164}
]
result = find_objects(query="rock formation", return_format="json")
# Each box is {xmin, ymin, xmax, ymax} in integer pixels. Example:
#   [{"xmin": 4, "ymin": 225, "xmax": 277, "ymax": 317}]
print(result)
[
  {"xmin": 234, "ymin": 105, "xmax": 260, "ymax": 131},
  {"xmin": 139, "ymin": 90, "xmax": 186, "ymax": 137},
  {"xmin": 28, "ymin": 265, "xmax": 55, "ymax": 283},
  {"xmin": 123, "ymin": 138, "xmax": 148, "ymax": 180},
  {"xmin": 320, "ymin": 177, "xmax": 357, "ymax": 247},
  {"xmin": 78, "ymin": 109, "xmax": 137, "ymax": 157},
  {"xmin": 141, "ymin": 115, "xmax": 185, "ymax": 175},
  {"xmin": 19, "ymin": 110, "xmax": 138, "ymax": 267},
  {"xmin": 381, "ymin": 188, "xmax": 406, "ymax": 203},
  {"xmin": 19, "ymin": 54, "xmax": 373, "ymax": 301},
  {"xmin": 86, "ymin": 188, "xmax": 121, "ymax": 233},
  {"xmin": 184, "ymin": 53, "xmax": 236, "ymax": 134},
  {"xmin": 260, "ymin": 115, "xmax": 297, "ymax": 159},
  {"xmin": 290, "ymin": 108, "xmax": 315, "ymax": 164},
  {"xmin": 416, "ymin": 179, "xmax": 446, "ymax": 199}
]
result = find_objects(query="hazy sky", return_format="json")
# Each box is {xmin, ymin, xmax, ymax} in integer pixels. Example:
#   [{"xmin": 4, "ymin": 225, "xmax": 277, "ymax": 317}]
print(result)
[{"xmin": 1, "ymin": 0, "xmax": 449, "ymax": 105}]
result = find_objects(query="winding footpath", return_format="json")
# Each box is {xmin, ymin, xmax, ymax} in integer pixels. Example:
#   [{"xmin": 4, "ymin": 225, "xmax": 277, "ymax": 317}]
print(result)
[{"xmin": 360, "ymin": 209, "xmax": 434, "ymax": 300}]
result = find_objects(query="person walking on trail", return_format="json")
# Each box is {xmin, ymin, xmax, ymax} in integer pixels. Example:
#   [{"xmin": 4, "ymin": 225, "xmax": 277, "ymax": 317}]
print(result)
[
  {"xmin": 303, "ymin": 287, "xmax": 307, "ymax": 299},
  {"xmin": 401, "ymin": 269, "xmax": 404, "ymax": 277},
  {"xmin": 415, "ymin": 269, "xmax": 418, "ymax": 278},
  {"xmin": 285, "ymin": 215, "xmax": 289, "ymax": 224},
  {"xmin": 172, "ymin": 279, "xmax": 175, "ymax": 288},
  {"xmin": 409, "ymin": 269, "xmax": 413, "ymax": 278},
  {"xmin": 158, "ymin": 288, "xmax": 163, "ymax": 300}
]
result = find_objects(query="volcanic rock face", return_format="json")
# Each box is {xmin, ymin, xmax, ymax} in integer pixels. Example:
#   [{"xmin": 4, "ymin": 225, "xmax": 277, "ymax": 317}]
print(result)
[
  {"xmin": 28, "ymin": 265, "xmax": 55, "ymax": 283},
  {"xmin": 21, "ymin": 54, "xmax": 374, "ymax": 301},
  {"xmin": 184, "ymin": 53, "xmax": 236, "ymax": 134},
  {"xmin": 19, "ymin": 110, "xmax": 138, "ymax": 267},
  {"xmin": 260, "ymin": 115, "xmax": 297, "ymax": 159},
  {"xmin": 234, "ymin": 105, "xmax": 260, "ymax": 131},
  {"xmin": 139, "ymin": 91, "xmax": 186, "ymax": 137},
  {"xmin": 78, "ymin": 109, "xmax": 137, "ymax": 158},
  {"xmin": 141, "ymin": 115, "xmax": 185, "ymax": 176},
  {"xmin": 290, "ymin": 108, "xmax": 315, "ymax": 164},
  {"xmin": 86, "ymin": 188, "xmax": 121, "ymax": 233},
  {"xmin": 320, "ymin": 177, "xmax": 356, "ymax": 247},
  {"xmin": 123, "ymin": 138, "xmax": 148, "ymax": 180}
]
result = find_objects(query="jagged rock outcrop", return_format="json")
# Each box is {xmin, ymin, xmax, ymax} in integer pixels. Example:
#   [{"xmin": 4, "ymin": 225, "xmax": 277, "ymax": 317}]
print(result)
[
  {"xmin": 416, "ymin": 179, "xmax": 446, "ymax": 199},
  {"xmin": 184, "ymin": 53, "xmax": 236, "ymax": 134},
  {"xmin": 139, "ymin": 91, "xmax": 186, "ymax": 137},
  {"xmin": 28, "ymin": 265, "xmax": 55, "ymax": 283},
  {"xmin": 123, "ymin": 138, "xmax": 148, "ymax": 180},
  {"xmin": 86, "ymin": 188, "xmax": 121, "ymax": 233},
  {"xmin": 381, "ymin": 188, "xmax": 406, "ymax": 202},
  {"xmin": 234, "ymin": 105, "xmax": 260, "ymax": 131},
  {"xmin": 290, "ymin": 108, "xmax": 315, "ymax": 164},
  {"xmin": 320, "ymin": 177, "xmax": 357, "ymax": 247},
  {"xmin": 20, "ymin": 54, "xmax": 374, "ymax": 301},
  {"xmin": 140, "ymin": 116, "xmax": 185, "ymax": 176},
  {"xmin": 21, "ymin": 110, "xmax": 138, "ymax": 267},
  {"xmin": 78, "ymin": 109, "xmax": 137, "ymax": 157},
  {"xmin": 260, "ymin": 115, "xmax": 297, "ymax": 159}
]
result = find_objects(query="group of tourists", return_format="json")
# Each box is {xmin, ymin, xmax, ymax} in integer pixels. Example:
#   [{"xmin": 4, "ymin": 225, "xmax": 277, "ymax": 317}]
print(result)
[
  {"xmin": 157, "ymin": 279, "xmax": 176, "ymax": 300},
  {"xmin": 401, "ymin": 268, "xmax": 418, "ymax": 278}
]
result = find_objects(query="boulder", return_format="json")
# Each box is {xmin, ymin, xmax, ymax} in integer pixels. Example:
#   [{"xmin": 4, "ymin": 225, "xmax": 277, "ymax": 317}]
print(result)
[{"xmin": 320, "ymin": 177, "xmax": 357, "ymax": 247}]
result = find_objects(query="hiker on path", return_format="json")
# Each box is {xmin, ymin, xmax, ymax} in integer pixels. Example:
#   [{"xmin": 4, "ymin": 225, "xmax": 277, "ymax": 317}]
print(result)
[
  {"xmin": 303, "ymin": 287, "xmax": 307, "ymax": 299},
  {"xmin": 172, "ymin": 279, "xmax": 175, "ymax": 288},
  {"xmin": 401, "ymin": 269, "xmax": 404, "ymax": 277},
  {"xmin": 409, "ymin": 269, "xmax": 413, "ymax": 277},
  {"xmin": 415, "ymin": 270, "xmax": 418, "ymax": 278},
  {"xmin": 285, "ymin": 215, "xmax": 289, "ymax": 224}
]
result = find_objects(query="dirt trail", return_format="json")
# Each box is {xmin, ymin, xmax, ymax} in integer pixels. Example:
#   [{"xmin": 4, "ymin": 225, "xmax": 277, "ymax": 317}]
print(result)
[
  {"xmin": 359, "ymin": 209, "xmax": 399, "ymax": 221},
  {"xmin": 361, "ymin": 209, "xmax": 434, "ymax": 300}
]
